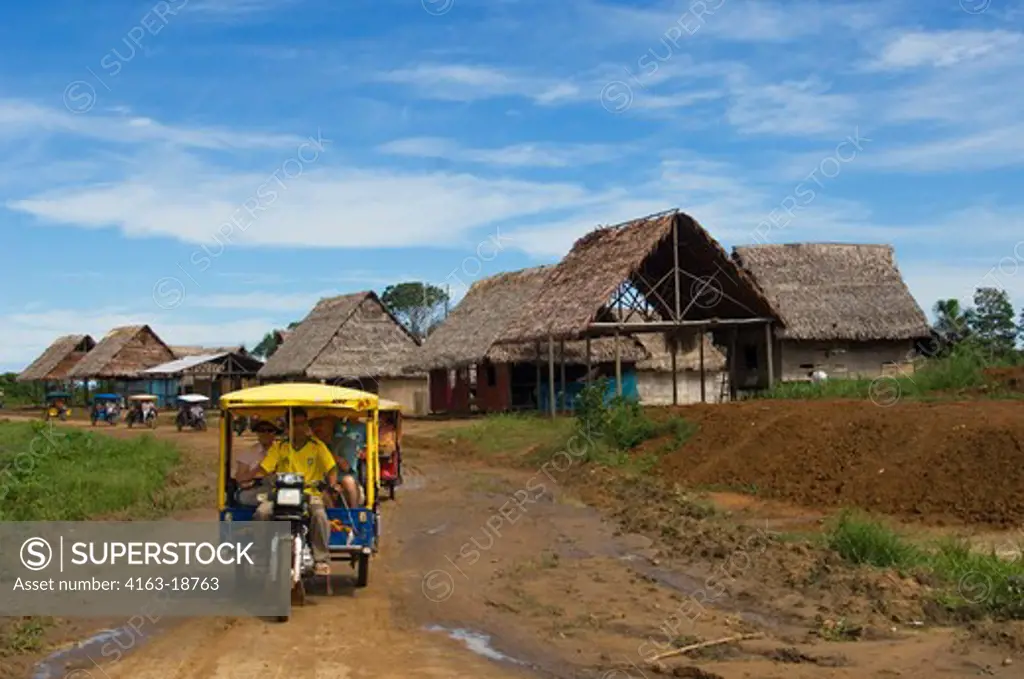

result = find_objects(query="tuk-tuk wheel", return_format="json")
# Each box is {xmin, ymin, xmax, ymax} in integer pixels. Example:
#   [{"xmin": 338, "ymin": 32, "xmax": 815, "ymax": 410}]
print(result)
[{"xmin": 355, "ymin": 554, "xmax": 369, "ymax": 587}]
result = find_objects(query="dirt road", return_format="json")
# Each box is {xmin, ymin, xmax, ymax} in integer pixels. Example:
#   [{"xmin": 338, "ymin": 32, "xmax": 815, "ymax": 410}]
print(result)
[{"xmin": 12, "ymin": 418, "xmax": 1022, "ymax": 678}]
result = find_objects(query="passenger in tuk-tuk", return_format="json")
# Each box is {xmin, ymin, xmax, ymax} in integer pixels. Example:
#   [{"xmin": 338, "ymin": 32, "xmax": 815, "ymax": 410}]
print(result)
[
  {"xmin": 234, "ymin": 419, "xmax": 280, "ymax": 504},
  {"xmin": 247, "ymin": 408, "xmax": 339, "ymax": 575},
  {"xmin": 310, "ymin": 416, "xmax": 364, "ymax": 509}
]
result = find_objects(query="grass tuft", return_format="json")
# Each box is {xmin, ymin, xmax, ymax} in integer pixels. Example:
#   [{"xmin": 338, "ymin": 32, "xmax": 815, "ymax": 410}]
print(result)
[{"xmin": 824, "ymin": 511, "xmax": 1024, "ymax": 619}]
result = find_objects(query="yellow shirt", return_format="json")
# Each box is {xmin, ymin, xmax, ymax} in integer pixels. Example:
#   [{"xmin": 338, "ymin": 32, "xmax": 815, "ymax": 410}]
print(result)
[{"xmin": 259, "ymin": 438, "xmax": 337, "ymax": 492}]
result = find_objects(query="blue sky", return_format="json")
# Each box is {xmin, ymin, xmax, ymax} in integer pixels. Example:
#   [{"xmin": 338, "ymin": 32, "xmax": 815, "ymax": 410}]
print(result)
[{"xmin": 3, "ymin": 0, "xmax": 1023, "ymax": 371}]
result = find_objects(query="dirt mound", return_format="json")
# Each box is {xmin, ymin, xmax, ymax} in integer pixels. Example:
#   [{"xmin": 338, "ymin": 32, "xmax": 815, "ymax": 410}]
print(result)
[
  {"xmin": 653, "ymin": 399, "xmax": 1024, "ymax": 526},
  {"xmin": 983, "ymin": 367, "xmax": 1024, "ymax": 393}
]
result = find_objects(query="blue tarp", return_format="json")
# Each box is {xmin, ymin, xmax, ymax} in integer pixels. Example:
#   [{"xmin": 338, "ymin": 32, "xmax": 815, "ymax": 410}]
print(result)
[{"xmin": 537, "ymin": 371, "xmax": 640, "ymax": 412}]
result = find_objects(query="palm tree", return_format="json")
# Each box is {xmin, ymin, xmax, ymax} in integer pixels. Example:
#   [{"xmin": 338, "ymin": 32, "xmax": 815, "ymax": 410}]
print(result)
[{"xmin": 933, "ymin": 299, "xmax": 970, "ymax": 351}]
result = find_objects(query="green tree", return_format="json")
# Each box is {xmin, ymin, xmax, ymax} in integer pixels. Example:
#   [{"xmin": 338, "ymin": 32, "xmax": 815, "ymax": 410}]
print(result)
[
  {"xmin": 1019, "ymin": 306, "xmax": 1024, "ymax": 348},
  {"xmin": 252, "ymin": 321, "xmax": 299, "ymax": 359},
  {"xmin": 380, "ymin": 282, "xmax": 449, "ymax": 339},
  {"xmin": 967, "ymin": 287, "xmax": 1017, "ymax": 359},
  {"xmin": 932, "ymin": 298, "xmax": 971, "ymax": 353}
]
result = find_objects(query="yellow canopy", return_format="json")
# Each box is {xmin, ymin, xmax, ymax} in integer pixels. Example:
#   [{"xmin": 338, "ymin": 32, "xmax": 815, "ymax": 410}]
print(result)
[{"xmin": 219, "ymin": 383, "xmax": 378, "ymax": 411}]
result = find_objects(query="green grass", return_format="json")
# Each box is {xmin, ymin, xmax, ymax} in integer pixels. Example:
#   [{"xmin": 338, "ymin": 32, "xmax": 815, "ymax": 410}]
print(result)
[
  {"xmin": 439, "ymin": 413, "xmax": 575, "ymax": 457},
  {"xmin": 0, "ymin": 618, "xmax": 53, "ymax": 657},
  {"xmin": 0, "ymin": 421, "xmax": 180, "ymax": 520},
  {"xmin": 760, "ymin": 347, "xmax": 1024, "ymax": 402},
  {"xmin": 825, "ymin": 511, "xmax": 1024, "ymax": 619}
]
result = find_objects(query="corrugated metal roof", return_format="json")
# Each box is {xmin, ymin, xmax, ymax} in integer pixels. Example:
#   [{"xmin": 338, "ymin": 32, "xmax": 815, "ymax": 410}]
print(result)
[{"xmin": 142, "ymin": 353, "xmax": 228, "ymax": 375}]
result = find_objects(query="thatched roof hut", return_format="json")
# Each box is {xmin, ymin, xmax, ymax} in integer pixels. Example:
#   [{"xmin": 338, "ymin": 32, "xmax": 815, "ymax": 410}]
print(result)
[
  {"xmin": 414, "ymin": 266, "xmax": 648, "ymax": 371},
  {"xmin": 259, "ymin": 291, "xmax": 422, "ymax": 381},
  {"xmin": 498, "ymin": 210, "xmax": 778, "ymax": 344},
  {"xmin": 67, "ymin": 325, "xmax": 176, "ymax": 379},
  {"xmin": 271, "ymin": 329, "xmax": 291, "ymax": 346},
  {"xmin": 731, "ymin": 243, "xmax": 931, "ymax": 341},
  {"xmin": 17, "ymin": 334, "xmax": 97, "ymax": 382}
]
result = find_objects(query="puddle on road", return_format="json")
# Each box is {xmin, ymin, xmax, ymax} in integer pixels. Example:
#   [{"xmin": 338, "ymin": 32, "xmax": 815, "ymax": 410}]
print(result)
[
  {"xmin": 33, "ymin": 622, "xmax": 173, "ymax": 679},
  {"xmin": 425, "ymin": 625, "xmax": 527, "ymax": 665}
]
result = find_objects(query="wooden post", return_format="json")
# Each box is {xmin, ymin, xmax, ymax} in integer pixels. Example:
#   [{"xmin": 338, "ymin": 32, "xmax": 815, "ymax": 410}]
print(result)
[
  {"xmin": 548, "ymin": 335, "xmax": 556, "ymax": 418},
  {"xmin": 535, "ymin": 342, "xmax": 542, "ymax": 411},
  {"xmin": 671, "ymin": 338, "xmax": 678, "ymax": 406},
  {"xmin": 765, "ymin": 323, "xmax": 775, "ymax": 388},
  {"xmin": 585, "ymin": 336, "xmax": 592, "ymax": 384},
  {"xmin": 699, "ymin": 329, "xmax": 706, "ymax": 403},
  {"xmin": 559, "ymin": 339, "xmax": 566, "ymax": 413},
  {"xmin": 672, "ymin": 217, "xmax": 682, "ymax": 321},
  {"xmin": 729, "ymin": 326, "xmax": 738, "ymax": 400},
  {"xmin": 614, "ymin": 328, "xmax": 622, "ymax": 397}
]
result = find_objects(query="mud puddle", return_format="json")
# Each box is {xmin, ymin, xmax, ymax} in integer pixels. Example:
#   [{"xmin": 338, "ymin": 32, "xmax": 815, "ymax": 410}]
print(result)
[
  {"xmin": 33, "ymin": 619, "xmax": 176, "ymax": 679},
  {"xmin": 424, "ymin": 625, "xmax": 528, "ymax": 665}
]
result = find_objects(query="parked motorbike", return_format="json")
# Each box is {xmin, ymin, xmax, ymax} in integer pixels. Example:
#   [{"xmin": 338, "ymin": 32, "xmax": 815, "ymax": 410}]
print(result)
[
  {"xmin": 126, "ymin": 406, "xmax": 157, "ymax": 428},
  {"xmin": 176, "ymin": 406, "xmax": 207, "ymax": 431}
]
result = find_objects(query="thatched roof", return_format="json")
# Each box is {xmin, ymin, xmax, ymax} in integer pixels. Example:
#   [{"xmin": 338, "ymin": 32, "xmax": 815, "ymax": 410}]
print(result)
[
  {"xmin": 17, "ymin": 334, "xmax": 96, "ymax": 382},
  {"xmin": 259, "ymin": 291, "xmax": 422, "ymax": 380},
  {"xmin": 413, "ymin": 265, "xmax": 728, "ymax": 371},
  {"xmin": 67, "ymin": 325, "xmax": 176, "ymax": 379},
  {"xmin": 732, "ymin": 243, "xmax": 931, "ymax": 341},
  {"xmin": 271, "ymin": 329, "xmax": 292, "ymax": 345},
  {"xmin": 498, "ymin": 210, "xmax": 778, "ymax": 343},
  {"xmin": 172, "ymin": 342, "xmax": 245, "ymax": 358}
]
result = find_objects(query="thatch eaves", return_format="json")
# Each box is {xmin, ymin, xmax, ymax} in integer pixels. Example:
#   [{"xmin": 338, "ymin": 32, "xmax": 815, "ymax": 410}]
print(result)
[
  {"xmin": 497, "ymin": 210, "xmax": 779, "ymax": 344},
  {"xmin": 731, "ymin": 243, "xmax": 931, "ymax": 342},
  {"xmin": 67, "ymin": 325, "xmax": 176, "ymax": 379},
  {"xmin": 17, "ymin": 334, "xmax": 96, "ymax": 382},
  {"xmin": 258, "ymin": 291, "xmax": 422, "ymax": 380}
]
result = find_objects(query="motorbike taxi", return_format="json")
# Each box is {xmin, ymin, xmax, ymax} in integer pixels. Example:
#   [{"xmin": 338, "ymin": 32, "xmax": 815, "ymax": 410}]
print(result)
[
  {"xmin": 376, "ymin": 399, "xmax": 403, "ymax": 500},
  {"xmin": 126, "ymin": 394, "xmax": 159, "ymax": 428},
  {"xmin": 44, "ymin": 391, "xmax": 71, "ymax": 421},
  {"xmin": 90, "ymin": 393, "xmax": 122, "ymax": 426},
  {"xmin": 176, "ymin": 394, "xmax": 209, "ymax": 431},
  {"xmin": 218, "ymin": 384, "xmax": 381, "ymax": 621}
]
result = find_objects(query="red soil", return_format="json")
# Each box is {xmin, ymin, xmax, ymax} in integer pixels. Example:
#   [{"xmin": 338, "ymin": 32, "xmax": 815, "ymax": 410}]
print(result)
[{"xmin": 652, "ymin": 399, "xmax": 1024, "ymax": 526}]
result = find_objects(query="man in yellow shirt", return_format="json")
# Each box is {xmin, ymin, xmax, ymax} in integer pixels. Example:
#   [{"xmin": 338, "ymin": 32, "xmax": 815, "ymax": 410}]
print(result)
[{"xmin": 250, "ymin": 407, "xmax": 338, "ymax": 575}]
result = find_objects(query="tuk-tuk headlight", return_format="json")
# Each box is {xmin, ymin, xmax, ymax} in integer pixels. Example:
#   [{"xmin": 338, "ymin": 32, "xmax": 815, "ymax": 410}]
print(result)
[{"xmin": 275, "ymin": 488, "xmax": 302, "ymax": 507}]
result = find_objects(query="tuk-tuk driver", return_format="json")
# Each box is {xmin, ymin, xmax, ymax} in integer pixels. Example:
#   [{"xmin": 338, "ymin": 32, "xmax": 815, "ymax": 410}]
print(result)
[
  {"xmin": 249, "ymin": 407, "xmax": 338, "ymax": 576},
  {"xmin": 310, "ymin": 416, "xmax": 363, "ymax": 510}
]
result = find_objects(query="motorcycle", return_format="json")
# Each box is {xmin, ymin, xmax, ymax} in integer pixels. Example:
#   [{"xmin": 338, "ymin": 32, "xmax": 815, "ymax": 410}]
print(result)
[
  {"xmin": 126, "ymin": 405, "xmax": 157, "ymax": 428},
  {"xmin": 176, "ymin": 406, "xmax": 207, "ymax": 431},
  {"xmin": 262, "ymin": 473, "xmax": 327, "ymax": 621}
]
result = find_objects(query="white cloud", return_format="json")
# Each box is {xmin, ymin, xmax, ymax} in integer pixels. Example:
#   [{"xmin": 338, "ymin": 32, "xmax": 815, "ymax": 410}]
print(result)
[
  {"xmin": 374, "ymin": 64, "xmax": 579, "ymax": 104},
  {"xmin": 900, "ymin": 260, "xmax": 1024, "ymax": 319},
  {"xmin": 726, "ymin": 78, "xmax": 858, "ymax": 136},
  {"xmin": 187, "ymin": 0, "xmax": 301, "ymax": 17},
  {"xmin": 7, "ymin": 154, "xmax": 608, "ymax": 249},
  {"xmin": 0, "ymin": 100, "xmax": 303, "ymax": 151},
  {"xmin": 377, "ymin": 137, "xmax": 622, "ymax": 167},
  {"xmin": 866, "ymin": 30, "xmax": 1023, "ymax": 71}
]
